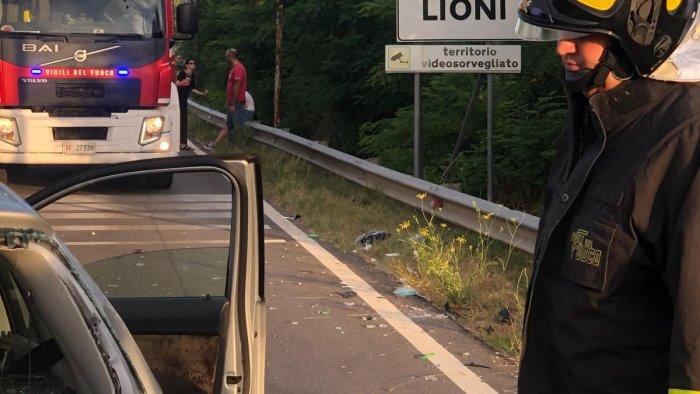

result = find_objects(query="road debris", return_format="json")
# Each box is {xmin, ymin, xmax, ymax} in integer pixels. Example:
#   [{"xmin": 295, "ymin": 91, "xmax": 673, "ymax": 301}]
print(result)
[
  {"xmin": 338, "ymin": 290, "xmax": 357, "ymax": 298},
  {"xmin": 355, "ymin": 230, "xmax": 390, "ymax": 249},
  {"xmin": 393, "ymin": 287, "xmax": 417, "ymax": 297},
  {"xmin": 465, "ymin": 361, "xmax": 491, "ymax": 369},
  {"xmin": 497, "ymin": 307, "xmax": 512, "ymax": 324}
]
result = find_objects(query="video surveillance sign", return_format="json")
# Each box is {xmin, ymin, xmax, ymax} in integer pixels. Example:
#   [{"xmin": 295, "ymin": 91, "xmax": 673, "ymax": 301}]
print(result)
[
  {"xmin": 385, "ymin": 45, "xmax": 521, "ymax": 73},
  {"xmin": 397, "ymin": 0, "xmax": 521, "ymax": 41}
]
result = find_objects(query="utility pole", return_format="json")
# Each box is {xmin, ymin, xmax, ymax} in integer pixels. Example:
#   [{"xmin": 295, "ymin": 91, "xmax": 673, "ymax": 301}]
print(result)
[{"xmin": 273, "ymin": 0, "xmax": 283, "ymax": 128}]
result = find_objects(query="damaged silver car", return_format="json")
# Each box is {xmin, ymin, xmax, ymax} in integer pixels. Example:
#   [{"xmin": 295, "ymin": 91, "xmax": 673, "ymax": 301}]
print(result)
[{"xmin": 0, "ymin": 155, "xmax": 266, "ymax": 393}]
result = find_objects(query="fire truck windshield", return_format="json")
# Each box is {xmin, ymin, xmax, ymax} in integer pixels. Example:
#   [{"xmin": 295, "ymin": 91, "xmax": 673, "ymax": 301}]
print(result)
[{"xmin": 0, "ymin": 0, "xmax": 164, "ymax": 38}]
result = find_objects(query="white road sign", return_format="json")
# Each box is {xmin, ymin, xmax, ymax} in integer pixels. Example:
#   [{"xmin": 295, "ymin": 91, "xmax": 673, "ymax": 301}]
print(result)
[
  {"xmin": 397, "ymin": 0, "xmax": 521, "ymax": 41},
  {"xmin": 385, "ymin": 45, "xmax": 521, "ymax": 73}
]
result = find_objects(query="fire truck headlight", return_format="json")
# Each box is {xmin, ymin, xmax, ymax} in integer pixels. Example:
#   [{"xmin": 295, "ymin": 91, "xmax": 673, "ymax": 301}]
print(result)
[
  {"xmin": 139, "ymin": 116, "xmax": 166, "ymax": 145},
  {"xmin": 0, "ymin": 117, "xmax": 20, "ymax": 146}
]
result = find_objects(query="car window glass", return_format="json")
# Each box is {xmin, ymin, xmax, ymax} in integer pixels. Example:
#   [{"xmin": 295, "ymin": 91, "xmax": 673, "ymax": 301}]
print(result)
[
  {"xmin": 37, "ymin": 171, "xmax": 237, "ymax": 299},
  {"xmin": 0, "ymin": 265, "xmax": 32, "ymax": 335},
  {"xmin": 0, "ymin": 296, "xmax": 9, "ymax": 333}
]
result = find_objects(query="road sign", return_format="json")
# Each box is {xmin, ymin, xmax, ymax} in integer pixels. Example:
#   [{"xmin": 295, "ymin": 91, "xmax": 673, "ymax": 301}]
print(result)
[
  {"xmin": 385, "ymin": 45, "xmax": 521, "ymax": 73},
  {"xmin": 397, "ymin": 0, "xmax": 521, "ymax": 41}
]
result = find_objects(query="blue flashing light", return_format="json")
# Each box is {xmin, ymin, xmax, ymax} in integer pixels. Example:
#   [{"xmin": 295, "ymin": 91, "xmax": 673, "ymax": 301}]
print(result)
[
  {"xmin": 117, "ymin": 68, "xmax": 129, "ymax": 77},
  {"xmin": 30, "ymin": 68, "xmax": 42, "ymax": 75}
]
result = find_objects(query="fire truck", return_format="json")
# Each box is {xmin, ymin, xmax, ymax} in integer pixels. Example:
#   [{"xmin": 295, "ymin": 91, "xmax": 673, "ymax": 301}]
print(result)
[{"xmin": 0, "ymin": 0, "xmax": 198, "ymax": 188}]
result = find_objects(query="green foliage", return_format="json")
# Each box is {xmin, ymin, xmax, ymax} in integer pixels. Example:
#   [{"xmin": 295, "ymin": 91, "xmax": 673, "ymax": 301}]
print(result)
[
  {"xmin": 187, "ymin": 2, "xmax": 569, "ymax": 210},
  {"xmin": 359, "ymin": 42, "xmax": 567, "ymax": 210},
  {"xmin": 396, "ymin": 197, "xmax": 469, "ymax": 304}
]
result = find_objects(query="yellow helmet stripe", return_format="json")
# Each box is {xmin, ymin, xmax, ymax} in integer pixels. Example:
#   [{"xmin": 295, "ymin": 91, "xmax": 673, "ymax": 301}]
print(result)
[
  {"xmin": 667, "ymin": 0, "xmax": 683, "ymax": 13},
  {"xmin": 576, "ymin": 0, "xmax": 616, "ymax": 11},
  {"xmin": 668, "ymin": 389, "xmax": 700, "ymax": 394}
]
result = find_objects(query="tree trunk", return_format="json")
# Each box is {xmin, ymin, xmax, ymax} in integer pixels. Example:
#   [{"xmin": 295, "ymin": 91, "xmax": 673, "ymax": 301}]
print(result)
[{"xmin": 273, "ymin": 0, "xmax": 283, "ymax": 128}]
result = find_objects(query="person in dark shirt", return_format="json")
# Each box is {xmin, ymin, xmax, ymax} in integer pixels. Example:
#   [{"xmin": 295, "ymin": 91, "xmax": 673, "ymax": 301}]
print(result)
[
  {"xmin": 175, "ymin": 59, "xmax": 207, "ymax": 151},
  {"xmin": 515, "ymin": 0, "xmax": 700, "ymax": 392}
]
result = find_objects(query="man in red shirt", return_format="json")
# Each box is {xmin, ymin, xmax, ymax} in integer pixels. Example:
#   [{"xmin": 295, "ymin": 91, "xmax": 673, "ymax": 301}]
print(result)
[{"xmin": 204, "ymin": 48, "xmax": 248, "ymax": 150}]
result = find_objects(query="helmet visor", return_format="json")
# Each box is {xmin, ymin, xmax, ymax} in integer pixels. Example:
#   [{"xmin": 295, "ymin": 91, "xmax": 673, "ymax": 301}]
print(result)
[{"xmin": 515, "ymin": 19, "xmax": 589, "ymax": 41}]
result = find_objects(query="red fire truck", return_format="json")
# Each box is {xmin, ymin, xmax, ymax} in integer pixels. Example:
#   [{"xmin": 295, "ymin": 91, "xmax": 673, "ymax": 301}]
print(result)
[{"xmin": 0, "ymin": 0, "xmax": 197, "ymax": 187}]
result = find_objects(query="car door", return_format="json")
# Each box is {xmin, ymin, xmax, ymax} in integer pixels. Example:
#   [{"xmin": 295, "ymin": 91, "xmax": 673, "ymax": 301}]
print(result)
[{"xmin": 25, "ymin": 155, "xmax": 266, "ymax": 393}]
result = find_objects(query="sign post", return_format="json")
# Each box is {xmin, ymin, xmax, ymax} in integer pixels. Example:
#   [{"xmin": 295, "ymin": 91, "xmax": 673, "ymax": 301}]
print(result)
[
  {"xmin": 386, "ymin": 44, "xmax": 521, "ymax": 193},
  {"xmin": 391, "ymin": 0, "xmax": 522, "ymax": 197}
]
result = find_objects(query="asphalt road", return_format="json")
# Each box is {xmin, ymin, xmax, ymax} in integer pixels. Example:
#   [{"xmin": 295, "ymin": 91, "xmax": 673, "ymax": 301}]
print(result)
[{"xmin": 6, "ymin": 153, "xmax": 518, "ymax": 393}]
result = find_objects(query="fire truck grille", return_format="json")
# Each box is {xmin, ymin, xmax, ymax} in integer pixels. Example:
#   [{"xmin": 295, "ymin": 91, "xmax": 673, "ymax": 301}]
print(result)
[
  {"xmin": 55, "ymin": 84, "xmax": 105, "ymax": 99},
  {"xmin": 53, "ymin": 127, "xmax": 108, "ymax": 140}
]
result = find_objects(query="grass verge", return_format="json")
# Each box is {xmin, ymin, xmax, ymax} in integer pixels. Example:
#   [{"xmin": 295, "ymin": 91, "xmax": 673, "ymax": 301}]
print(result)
[{"xmin": 190, "ymin": 116, "xmax": 533, "ymax": 359}]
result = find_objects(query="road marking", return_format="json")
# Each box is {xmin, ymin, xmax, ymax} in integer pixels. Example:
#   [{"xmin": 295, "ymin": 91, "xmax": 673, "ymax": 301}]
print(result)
[
  {"xmin": 42, "ymin": 194, "xmax": 232, "ymax": 203},
  {"xmin": 52, "ymin": 224, "xmax": 231, "ymax": 231},
  {"xmin": 188, "ymin": 139, "xmax": 207, "ymax": 155},
  {"xmin": 41, "ymin": 212, "xmax": 232, "ymax": 219},
  {"xmin": 41, "ymin": 202, "xmax": 233, "ymax": 211},
  {"xmin": 65, "ymin": 240, "xmax": 230, "ymax": 246},
  {"xmin": 264, "ymin": 201, "xmax": 498, "ymax": 394},
  {"xmin": 64, "ymin": 238, "xmax": 286, "ymax": 246}
]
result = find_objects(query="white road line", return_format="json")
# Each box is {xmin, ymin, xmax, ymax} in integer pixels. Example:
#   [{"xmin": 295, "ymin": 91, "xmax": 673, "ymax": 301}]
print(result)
[
  {"xmin": 64, "ymin": 240, "xmax": 230, "ymax": 246},
  {"xmin": 264, "ymin": 201, "xmax": 498, "ymax": 394},
  {"xmin": 188, "ymin": 139, "xmax": 207, "ymax": 156},
  {"xmin": 41, "ymin": 202, "xmax": 233, "ymax": 211},
  {"xmin": 48, "ymin": 194, "xmax": 231, "ymax": 203},
  {"xmin": 64, "ymin": 238, "xmax": 285, "ymax": 246},
  {"xmin": 41, "ymin": 212, "xmax": 232, "ymax": 219},
  {"xmin": 52, "ymin": 224, "xmax": 231, "ymax": 231}
]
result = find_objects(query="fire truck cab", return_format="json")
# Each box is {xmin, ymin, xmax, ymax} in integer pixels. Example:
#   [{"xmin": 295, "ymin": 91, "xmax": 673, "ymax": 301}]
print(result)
[{"xmin": 0, "ymin": 0, "xmax": 197, "ymax": 188}]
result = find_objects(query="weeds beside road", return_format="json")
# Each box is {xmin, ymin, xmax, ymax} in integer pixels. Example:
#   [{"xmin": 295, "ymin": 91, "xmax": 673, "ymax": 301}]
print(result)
[{"xmin": 191, "ymin": 117, "xmax": 533, "ymax": 359}]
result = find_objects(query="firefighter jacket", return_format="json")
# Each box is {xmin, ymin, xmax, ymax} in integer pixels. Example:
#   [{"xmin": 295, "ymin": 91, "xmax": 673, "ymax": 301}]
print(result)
[{"xmin": 518, "ymin": 78, "xmax": 700, "ymax": 394}]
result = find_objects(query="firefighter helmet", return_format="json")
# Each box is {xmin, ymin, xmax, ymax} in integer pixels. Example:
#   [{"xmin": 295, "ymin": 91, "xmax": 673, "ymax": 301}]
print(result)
[{"xmin": 516, "ymin": 0, "xmax": 699, "ymax": 77}]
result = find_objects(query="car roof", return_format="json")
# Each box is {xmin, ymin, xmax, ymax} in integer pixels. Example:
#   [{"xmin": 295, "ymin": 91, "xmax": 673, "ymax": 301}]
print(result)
[{"xmin": 0, "ymin": 182, "xmax": 54, "ymax": 235}]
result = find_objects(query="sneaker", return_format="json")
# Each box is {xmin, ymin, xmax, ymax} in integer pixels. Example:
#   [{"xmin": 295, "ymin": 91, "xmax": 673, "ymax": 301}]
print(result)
[{"xmin": 202, "ymin": 143, "xmax": 214, "ymax": 151}]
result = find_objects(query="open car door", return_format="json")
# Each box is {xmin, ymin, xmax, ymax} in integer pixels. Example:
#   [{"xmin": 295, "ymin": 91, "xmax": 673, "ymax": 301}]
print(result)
[{"xmin": 25, "ymin": 155, "xmax": 266, "ymax": 393}]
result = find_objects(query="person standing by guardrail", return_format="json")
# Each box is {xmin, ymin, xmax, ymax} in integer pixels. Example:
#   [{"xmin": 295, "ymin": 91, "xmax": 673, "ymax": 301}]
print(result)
[
  {"xmin": 515, "ymin": 1, "xmax": 700, "ymax": 393},
  {"xmin": 203, "ymin": 90, "xmax": 255, "ymax": 151},
  {"xmin": 204, "ymin": 49, "xmax": 249, "ymax": 151},
  {"xmin": 175, "ymin": 59, "xmax": 208, "ymax": 151}
]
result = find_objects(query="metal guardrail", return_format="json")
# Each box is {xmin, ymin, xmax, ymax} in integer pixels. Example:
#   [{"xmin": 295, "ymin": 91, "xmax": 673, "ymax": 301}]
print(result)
[{"xmin": 189, "ymin": 100, "xmax": 540, "ymax": 254}]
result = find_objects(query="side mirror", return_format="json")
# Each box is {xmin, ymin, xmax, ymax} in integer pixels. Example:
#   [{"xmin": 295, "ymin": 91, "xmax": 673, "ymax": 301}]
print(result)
[{"xmin": 176, "ymin": 3, "xmax": 198, "ymax": 35}]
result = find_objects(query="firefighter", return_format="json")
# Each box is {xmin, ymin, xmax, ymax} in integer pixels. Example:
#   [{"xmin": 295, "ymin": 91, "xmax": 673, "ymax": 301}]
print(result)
[{"xmin": 515, "ymin": 0, "xmax": 700, "ymax": 392}]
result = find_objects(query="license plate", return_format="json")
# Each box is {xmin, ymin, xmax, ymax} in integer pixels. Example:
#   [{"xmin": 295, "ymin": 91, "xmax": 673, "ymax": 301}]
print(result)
[{"xmin": 62, "ymin": 142, "xmax": 96, "ymax": 155}]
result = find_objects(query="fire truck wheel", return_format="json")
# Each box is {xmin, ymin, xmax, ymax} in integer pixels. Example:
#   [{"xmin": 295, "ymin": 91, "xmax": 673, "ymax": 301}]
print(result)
[{"xmin": 146, "ymin": 173, "xmax": 173, "ymax": 189}]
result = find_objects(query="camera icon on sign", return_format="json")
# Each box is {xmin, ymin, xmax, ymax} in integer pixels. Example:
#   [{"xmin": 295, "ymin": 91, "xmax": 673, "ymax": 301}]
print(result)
[{"xmin": 388, "ymin": 47, "xmax": 410, "ymax": 69}]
